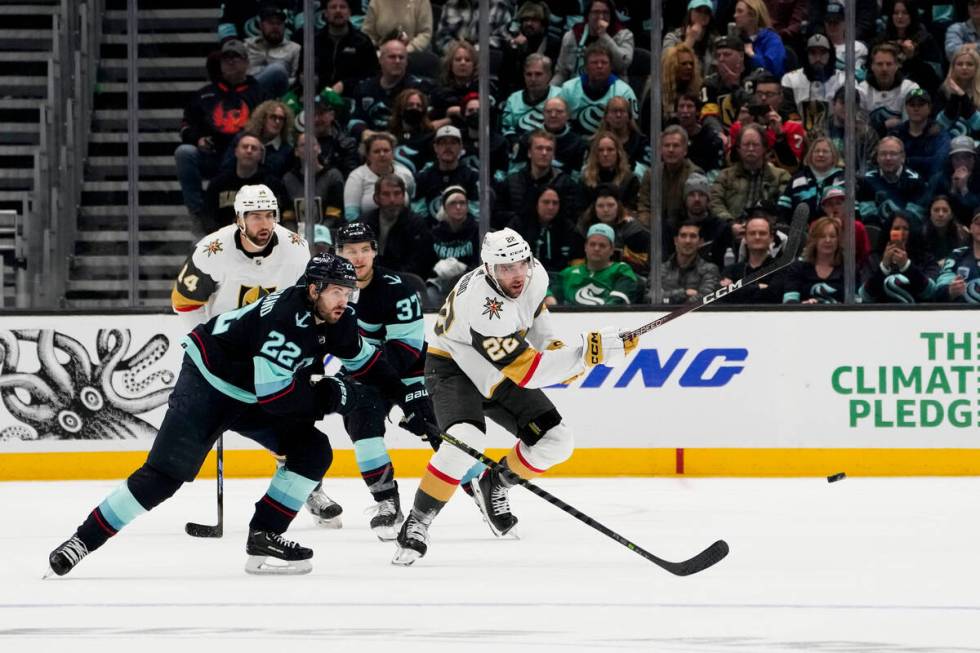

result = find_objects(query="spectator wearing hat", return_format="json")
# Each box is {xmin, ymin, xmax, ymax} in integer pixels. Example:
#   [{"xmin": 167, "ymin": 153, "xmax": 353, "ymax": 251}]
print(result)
[
  {"xmin": 282, "ymin": 132, "xmax": 345, "ymax": 230},
  {"xmin": 926, "ymin": 135, "xmax": 980, "ymax": 225},
  {"xmin": 245, "ymin": 3, "xmax": 299, "ymax": 91},
  {"xmin": 507, "ymin": 186, "xmax": 584, "ymax": 274},
  {"xmin": 637, "ymin": 125, "xmax": 705, "ymax": 228},
  {"xmin": 217, "ymin": 1, "xmax": 296, "ymax": 44},
  {"xmin": 718, "ymin": 208, "xmax": 784, "ymax": 303},
  {"xmin": 857, "ymin": 43, "xmax": 922, "ymax": 137},
  {"xmin": 819, "ymin": 2, "xmax": 868, "ymax": 81},
  {"xmin": 312, "ymin": 224, "xmax": 333, "ymax": 255},
  {"xmin": 936, "ymin": 45, "xmax": 980, "ymax": 142},
  {"xmin": 557, "ymin": 42, "xmax": 638, "ymax": 137},
  {"xmin": 781, "ymin": 33, "xmax": 846, "ymax": 134},
  {"xmin": 499, "ymin": 1, "xmax": 563, "ymax": 99},
  {"xmin": 501, "ymin": 53, "xmax": 563, "ymax": 146},
  {"xmin": 857, "ymin": 135, "xmax": 928, "ymax": 227},
  {"xmin": 413, "ymin": 125, "xmax": 480, "ymax": 222},
  {"xmin": 666, "ymin": 172, "xmax": 732, "ymax": 269},
  {"xmin": 659, "ymin": 220, "xmax": 722, "ymax": 304},
  {"xmin": 293, "ymin": 0, "xmax": 378, "ymax": 97},
  {"xmin": 435, "ymin": 0, "xmax": 513, "ymax": 55},
  {"xmin": 494, "ymin": 128, "xmax": 579, "ymax": 230},
  {"xmin": 932, "ymin": 207, "xmax": 980, "ymax": 303},
  {"xmin": 889, "ymin": 88, "xmax": 951, "ymax": 181},
  {"xmin": 944, "ymin": 0, "xmax": 980, "ymax": 62},
  {"xmin": 295, "ymin": 90, "xmax": 360, "ymax": 177},
  {"xmin": 777, "ymin": 136, "xmax": 845, "ymax": 225},
  {"xmin": 700, "ymin": 35, "xmax": 750, "ymax": 135},
  {"xmin": 362, "ymin": 0, "xmax": 433, "ymax": 54},
  {"xmin": 510, "ymin": 95, "xmax": 588, "ymax": 179},
  {"xmin": 819, "ymin": 184, "xmax": 872, "ymax": 268},
  {"xmin": 664, "ymin": 0, "xmax": 721, "ymax": 75},
  {"xmin": 807, "ymin": 0, "xmax": 877, "ymax": 44},
  {"xmin": 549, "ymin": 223, "xmax": 640, "ymax": 306},
  {"xmin": 710, "ymin": 123, "xmax": 791, "ymax": 223},
  {"xmin": 175, "ymin": 39, "xmax": 273, "ymax": 219},
  {"xmin": 348, "ymin": 35, "xmax": 432, "ymax": 139},
  {"xmin": 428, "ymin": 185, "xmax": 480, "ymax": 296},
  {"xmin": 552, "ymin": 0, "xmax": 634, "ymax": 85}
]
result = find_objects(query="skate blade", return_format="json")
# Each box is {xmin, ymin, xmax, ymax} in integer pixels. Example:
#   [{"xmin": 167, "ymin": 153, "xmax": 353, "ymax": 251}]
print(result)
[
  {"xmin": 391, "ymin": 547, "xmax": 423, "ymax": 566},
  {"xmin": 372, "ymin": 515, "xmax": 405, "ymax": 542},
  {"xmin": 311, "ymin": 514, "xmax": 343, "ymax": 529},
  {"xmin": 468, "ymin": 485, "xmax": 517, "ymax": 538},
  {"xmin": 245, "ymin": 555, "xmax": 312, "ymax": 575}
]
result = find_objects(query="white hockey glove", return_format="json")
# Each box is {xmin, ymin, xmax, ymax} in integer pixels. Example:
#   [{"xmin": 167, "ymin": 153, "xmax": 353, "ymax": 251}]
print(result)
[
  {"xmin": 433, "ymin": 257, "xmax": 467, "ymax": 280},
  {"xmin": 581, "ymin": 327, "xmax": 638, "ymax": 368}
]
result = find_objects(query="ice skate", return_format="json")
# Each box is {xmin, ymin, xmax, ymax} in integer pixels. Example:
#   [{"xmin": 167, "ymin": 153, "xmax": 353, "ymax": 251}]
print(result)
[
  {"xmin": 469, "ymin": 467, "xmax": 518, "ymax": 537},
  {"xmin": 367, "ymin": 495, "xmax": 403, "ymax": 541},
  {"xmin": 244, "ymin": 529, "xmax": 313, "ymax": 575},
  {"xmin": 45, "ymin": 534, "xmax": 89, "ymax": 578},
  {"xmin": 392, "ymin": 513, "xmax": 429, "ymax": 566},
  {"xmin": 305, "ymin": 484, "xmax": 343, "ymax": 528}
]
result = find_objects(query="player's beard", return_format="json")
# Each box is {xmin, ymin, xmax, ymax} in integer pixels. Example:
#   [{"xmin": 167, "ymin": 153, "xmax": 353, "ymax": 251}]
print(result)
[{"xmin": 244, "ymin": 225, "xmax": 273, "ymax": 248}]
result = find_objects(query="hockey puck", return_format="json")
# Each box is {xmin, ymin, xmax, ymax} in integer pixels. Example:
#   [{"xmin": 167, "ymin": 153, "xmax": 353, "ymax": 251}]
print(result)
[{"xmin": 827, "ymin": 472, "xmax": 846, "ymax": 483}]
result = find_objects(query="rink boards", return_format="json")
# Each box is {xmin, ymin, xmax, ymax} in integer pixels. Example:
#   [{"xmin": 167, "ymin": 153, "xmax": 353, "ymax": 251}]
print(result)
[{"xmin": 0, "ymin": 310, "xmax": 976, "ymax": 479}]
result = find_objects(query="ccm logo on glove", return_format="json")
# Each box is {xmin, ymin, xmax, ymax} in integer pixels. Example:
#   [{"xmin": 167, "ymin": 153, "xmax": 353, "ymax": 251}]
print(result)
[{"xmin": 587, "ymin": 332, "xmax": 603, "ymax": 367}]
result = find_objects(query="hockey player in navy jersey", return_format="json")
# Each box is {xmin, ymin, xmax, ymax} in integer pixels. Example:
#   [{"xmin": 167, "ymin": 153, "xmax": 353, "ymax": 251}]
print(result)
[
  {"xmin": 305, "ymin": 222, "xmax": 435, "ymax": 540},
  {"xmin": 47, "ymin": 253, "xmax": 428, "ymax": 576}
]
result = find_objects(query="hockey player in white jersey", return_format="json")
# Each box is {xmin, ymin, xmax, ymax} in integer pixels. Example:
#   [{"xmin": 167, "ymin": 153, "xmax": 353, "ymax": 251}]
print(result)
[
  {"xmin": 171, "ymin": 184, "xmax": 343, "ymax": 526},
  {"xmin": 171, "ymin": 184, "xmax": 311, "ymax": 329},
  {"xmin": 392, "ymin": 228, "xmax": 637, "ymax": 565}
]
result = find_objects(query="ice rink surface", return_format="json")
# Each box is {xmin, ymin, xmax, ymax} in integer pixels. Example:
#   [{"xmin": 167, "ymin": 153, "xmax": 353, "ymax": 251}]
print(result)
[{"xmin": 3, "ymin": 476, "xmax": 979, "ymax": 653}]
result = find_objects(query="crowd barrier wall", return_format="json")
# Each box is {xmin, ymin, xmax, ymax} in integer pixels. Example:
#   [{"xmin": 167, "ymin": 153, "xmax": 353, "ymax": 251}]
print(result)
[{"xmin": 0, "ymin": 310, "xmax": 976, "ymax": 480}]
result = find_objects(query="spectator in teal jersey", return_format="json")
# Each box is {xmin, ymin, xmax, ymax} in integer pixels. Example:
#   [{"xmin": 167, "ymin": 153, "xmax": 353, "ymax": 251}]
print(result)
[{"xmin": 548, "ymin": 223, "xmax": 639, "ymax": 306}]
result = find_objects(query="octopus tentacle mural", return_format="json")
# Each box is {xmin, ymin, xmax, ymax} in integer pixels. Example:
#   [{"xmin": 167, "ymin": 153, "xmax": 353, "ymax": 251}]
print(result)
[{"xmin": 0, "ymin": 329, "xmax": 175, "ymax": 440}]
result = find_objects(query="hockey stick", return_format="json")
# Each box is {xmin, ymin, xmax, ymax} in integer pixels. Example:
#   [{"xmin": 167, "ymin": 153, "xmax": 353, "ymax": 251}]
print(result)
[
  {"xmin": 426, "ymin": 425, "xmax": 729, "ymax": 576},
  {"xmin": 186, "ymin": 434, "xmax": 224, "ymax": 538},
  {"xmin": 621, "ymin": 203, "xmax": 809, "ymax": 341}
]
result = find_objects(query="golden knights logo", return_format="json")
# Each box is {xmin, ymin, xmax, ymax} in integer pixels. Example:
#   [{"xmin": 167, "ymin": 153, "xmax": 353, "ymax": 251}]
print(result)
[
  {"xmin": 202, "ymin": 239, "xmax": 223, "ymax": 257},
  {"xmin": 238, "ymin": 285, "xmax": 276, "ymax": 307},
  {"xmin": 289, "ymin": 232, "xmax": 305, "ymax": 246},
  {"xmin": 482, "ymin": 296, "xmax": 504, "ymax": 320}
]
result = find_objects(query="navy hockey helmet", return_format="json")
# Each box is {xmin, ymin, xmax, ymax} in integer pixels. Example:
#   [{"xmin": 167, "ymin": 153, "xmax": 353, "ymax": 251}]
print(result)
[
  {"xmin": 302, "ymin": 252, "xmax": 357, "ymax": 293},
  {"xmin": 336, "ymin": 222, "xmax": 378, "ymax": 250}
]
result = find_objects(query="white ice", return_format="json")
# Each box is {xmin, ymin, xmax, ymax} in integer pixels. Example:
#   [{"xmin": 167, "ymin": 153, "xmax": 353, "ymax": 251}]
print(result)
[{"xmin": 3, "ymin": 476, "xmax": 979, "ymax": 652}]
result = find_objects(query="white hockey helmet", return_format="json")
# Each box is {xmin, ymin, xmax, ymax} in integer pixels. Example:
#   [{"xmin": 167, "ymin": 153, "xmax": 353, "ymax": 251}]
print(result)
[
  {"xmin": 481, "ymin": 228, "xmax": 533, "ymax": 296},
  {"xmin": 481, "ymin": 228, "xmax": 531, "ymax": 266},
  {"xmin": 234, "ymin": 184, "xmax": 280, "ymax": 221}
]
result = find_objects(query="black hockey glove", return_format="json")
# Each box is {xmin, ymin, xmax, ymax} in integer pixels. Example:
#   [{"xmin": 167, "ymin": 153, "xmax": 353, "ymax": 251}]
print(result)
[
  {"xmin": 311, "ymin": 374, "xmax": 362, "ymax": 417},
  {"xmin": 397, "ymin": 383, "xmax": 436, "ymax": 439}
]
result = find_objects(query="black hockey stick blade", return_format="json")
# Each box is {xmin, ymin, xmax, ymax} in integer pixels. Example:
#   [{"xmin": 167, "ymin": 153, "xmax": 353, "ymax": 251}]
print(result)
[
  {"xmin": 431, "ymin": 425, "xmax": 729, "ymax": 576},
  {"xmin": 186, "ymin": 435, "xmax": 224, "ymax": 538},
  {"xmin": 185, "ymin": 522, "xmax": 222, "ymax": 538},
  {"xmin": 622, "ymin": 202, "xmax": 809, "ymax": 341}
]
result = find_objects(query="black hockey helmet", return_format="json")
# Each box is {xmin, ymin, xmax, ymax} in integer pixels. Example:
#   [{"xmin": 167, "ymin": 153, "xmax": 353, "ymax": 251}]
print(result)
[
  {"xmin": 336, "ymin": 222, "xmax": 378, "ymax": 250},
  {"xmin": 301, "ymin": 252, "xmax": 357, "ymax": 292}
]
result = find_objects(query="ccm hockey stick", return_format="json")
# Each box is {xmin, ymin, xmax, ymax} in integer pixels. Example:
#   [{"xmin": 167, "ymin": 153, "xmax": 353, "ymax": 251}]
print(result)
[
  {"xmin": 186, "ymin": 434, "xmax": 223, "ymax": 538},
  {"xmin": 621, "ymin": 203, "xmax": 809, "ymax": 342},
  {"xmin": 427, "ymin": 425, "xmax": 729, "ymax": 576}
]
